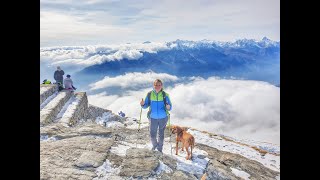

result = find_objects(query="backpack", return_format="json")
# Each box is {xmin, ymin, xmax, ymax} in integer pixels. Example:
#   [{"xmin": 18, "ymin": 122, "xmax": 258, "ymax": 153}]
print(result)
[
  {"xmin": 43, "ymin": 79, "xmax": 51, "ymax": 84},
  {"xmin": 57, "ymin": 82, "xmax": 64, "ymax": 91},
  {"xmin": 147, "ymin": 90, "xmax": 168, "ymax": 119}
]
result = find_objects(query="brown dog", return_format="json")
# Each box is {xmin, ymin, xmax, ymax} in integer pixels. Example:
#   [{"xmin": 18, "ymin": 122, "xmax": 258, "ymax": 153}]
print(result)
[{"xmin": 171, "ymin": 125, "xmax": 195, "ymax": 160}]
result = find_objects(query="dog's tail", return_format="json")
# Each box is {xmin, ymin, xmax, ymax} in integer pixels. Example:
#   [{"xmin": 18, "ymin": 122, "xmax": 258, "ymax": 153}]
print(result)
[{"xmin": 190, "ymin": 136, "xmax": 195, "ymax": 155}]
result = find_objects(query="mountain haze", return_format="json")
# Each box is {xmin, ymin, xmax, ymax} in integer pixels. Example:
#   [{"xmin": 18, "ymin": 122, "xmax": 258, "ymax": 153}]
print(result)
[{"xmin": 76, "ymin": 38, "xmax": 279, "ymax": 85}]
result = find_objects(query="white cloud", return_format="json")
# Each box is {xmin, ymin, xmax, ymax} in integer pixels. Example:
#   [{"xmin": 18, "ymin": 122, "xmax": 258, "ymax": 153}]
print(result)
[
  {"xmin": 40, "ymin": 42, "xmax": 169, "ymax": 68},
  {"xmin": 89, "ymin": 72, "xmax": 179, "ymax": 90},
  {"xmin": 87, "ymin": 75, "xmax": 280, "ymax": 144},
  {"xmin": 40, "ymin": 11, "xmax": 133, "ymax": 47},
  {"xmin": 40, "ymin": 0, "xmax": 279, "ymax": 47},
  {"xmin": 87, "ymin": 92, "xmax": 119, "ymax": 109},
  {"xmin": 39, "ymin": 42, "xmax": 171, "ymax": 84}
]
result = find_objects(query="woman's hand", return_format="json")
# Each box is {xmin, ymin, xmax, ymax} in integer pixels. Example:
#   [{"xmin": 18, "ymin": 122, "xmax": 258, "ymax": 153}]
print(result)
[
  {"xmin": 140, "ymin": 98, "xmax": 144, "ymax": 106},
  {"xmin": 166, "ymin": 104, "xmax": 170, "ymax": 110}
]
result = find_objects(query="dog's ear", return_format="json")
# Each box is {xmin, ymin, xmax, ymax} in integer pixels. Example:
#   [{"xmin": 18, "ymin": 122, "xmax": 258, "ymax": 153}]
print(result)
[{"xmin": 176, "ymin": 126, "xmax": 182, "ymax": 132}]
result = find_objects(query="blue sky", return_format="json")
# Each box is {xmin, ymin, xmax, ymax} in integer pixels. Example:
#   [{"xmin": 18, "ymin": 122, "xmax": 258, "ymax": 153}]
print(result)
[{"xmin": 40, "ymin": 0, "xmax": 280, "ymax": 47}]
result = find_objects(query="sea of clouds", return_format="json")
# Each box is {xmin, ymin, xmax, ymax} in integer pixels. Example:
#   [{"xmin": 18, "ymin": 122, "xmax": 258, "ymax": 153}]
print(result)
[{"xmin": 87, "ymin": 72, "xmax": 280, "ymax": 144}]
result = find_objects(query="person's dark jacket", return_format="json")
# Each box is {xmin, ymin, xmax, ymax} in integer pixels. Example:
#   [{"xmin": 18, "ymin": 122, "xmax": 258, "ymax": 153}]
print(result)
[{"xmin": 54, "ymin": 70, "xmax": 65, "ymax": 83}]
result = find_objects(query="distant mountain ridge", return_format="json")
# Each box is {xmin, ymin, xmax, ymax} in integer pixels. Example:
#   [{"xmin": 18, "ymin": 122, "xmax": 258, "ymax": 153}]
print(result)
[
  {"xmin": 166, "ymin": 37, "xmax": 279, "ymax": 49},
  {"xmin": 77, "ymin": 37, "xmax": 279, "ymax": 84}
]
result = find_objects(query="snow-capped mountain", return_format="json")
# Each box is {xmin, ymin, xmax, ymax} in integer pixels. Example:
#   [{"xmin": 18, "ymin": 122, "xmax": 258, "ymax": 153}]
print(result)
[
  {"xmin": 74, "ymin": 37, "xmax": 279, "ymax": 86},
  {"xmin": 167, "ymin": 37, "xmax": 279, "ymax": 49}
]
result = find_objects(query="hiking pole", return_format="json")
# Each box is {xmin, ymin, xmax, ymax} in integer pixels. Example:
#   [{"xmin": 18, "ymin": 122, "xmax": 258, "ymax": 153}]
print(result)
[
  {"xmin": 136, "ymin": 99, "xmax": 143, "ymax": 148},
  {"xmin": 168, "ymin": 113, "xmax": 173, "ymax": 156},
  {"xmin": 138, "ymin": 104, "xmax": 142, "ymax": 131}
]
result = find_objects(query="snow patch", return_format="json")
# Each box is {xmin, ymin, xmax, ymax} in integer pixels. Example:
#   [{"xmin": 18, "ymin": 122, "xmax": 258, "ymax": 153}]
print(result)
[
  {"xmin": 155, "ymin": 160, "xmax": 173, "ymax": 175},
  {"xmin": 230, "ymin": 167, "xmax": 250, "ymax": 180},
  {"xmin": 187, "ymin": 129, "xmax": 280, "ymax": 172},
  {"xmin": 40, "ymin": 87, "xmax": 50, "ymax": 94},
  {"xmin": 94, "ymin": 112, "xmax": 125, "ymax": 128},
  {"xmin": 106, "ymin": 121, "xmax": 124, "ymax": 128},
  {"xmin": 40, "ymin": 135, "xmax": 57, "ymax": 141},
  {"xmin": 228, "ymin": 137, "xmax": 280, "ymax": 154},
  {"xmin": 60, "ymin": 95, "xmax": 80, "ymax": 121},
  {"xmin": 55, "ymin": 96, "xmax": 75, "ymax": 120},
  {"xmin": 40, "ymin": 92, "xmax": 59, "ymax": 110},
  {"xmin": 95, "ymin": 112, "xmax": 113, "ymax": 125},
  {"xmin": 93, "ymin": 159, "xmax": 121, "ymax": 180},
  {"xmin": 110, "ymin": 144, "xmax": 132, "ymax": 157}
]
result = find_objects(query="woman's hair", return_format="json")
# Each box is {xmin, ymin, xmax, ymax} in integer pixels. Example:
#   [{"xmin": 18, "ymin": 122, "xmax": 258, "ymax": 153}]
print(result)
[{"xmin": 153, "ymin": 79, "xmax": 163, "ymax": 85}]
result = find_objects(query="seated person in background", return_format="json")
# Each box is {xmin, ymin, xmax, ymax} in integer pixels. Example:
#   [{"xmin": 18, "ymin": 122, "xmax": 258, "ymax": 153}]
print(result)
[{"xmin": 64, "ymin": 74, "xmax": 77, "ymax": 91}]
